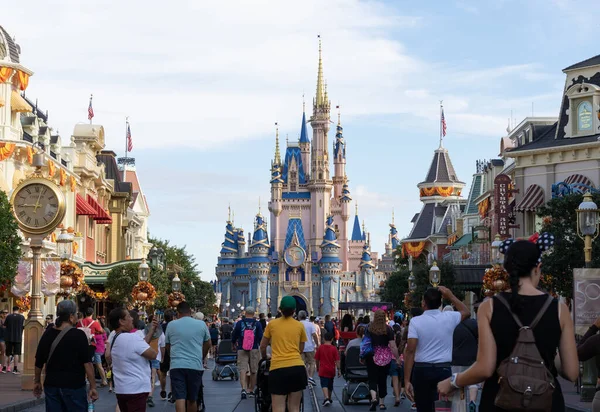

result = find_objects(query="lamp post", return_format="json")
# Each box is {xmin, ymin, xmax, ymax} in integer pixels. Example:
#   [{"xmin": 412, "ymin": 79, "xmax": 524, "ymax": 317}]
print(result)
[
  {"xmin": 56, "ymin": 228, "xmax": 74, "ymax": 261},
  {"xmin": 172, "ymin": 274, "xmax": 181, "ymax": 292},
  {"xmin": 576, "ymin": 192, "xmax": 600, "ymax": 401},
  {"xmin": 429, "ymin": 262, "xmax": 440, "ymax": 287},
  {"xmin": 138, "ymin": 258, "xmax": 150, "ymax": 282},
  {"xmin": 226, "ymin": 301, "xmax": 230, "ymax": 317},
  {"xmin": 148, "ymin": 247, "xmax": 159, "ymax": 267},
  {"xmin": 408, "ymin": 273, "xmax": 416, "ymax": 293},
  {"xmin": 491, "ymin": 234, "xmax": 503, "ymax": 265},
  {"xmin": 576, "ymin": 192, "xmax": 600, "ymax": 268}
]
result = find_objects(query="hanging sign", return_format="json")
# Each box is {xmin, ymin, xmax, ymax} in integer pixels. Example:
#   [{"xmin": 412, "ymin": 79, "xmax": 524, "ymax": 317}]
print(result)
[{"xmin": 495, "ymin": 174, "xmax": 511, "ymax": 237}]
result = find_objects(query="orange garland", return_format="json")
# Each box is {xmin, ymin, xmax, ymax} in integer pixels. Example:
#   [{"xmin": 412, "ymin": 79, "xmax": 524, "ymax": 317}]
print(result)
[
  {"xmin": 403, "ymin": 241, "xmax": 426, "ymax": 259},
  {"xmin": 478, "ymin": 198, "xmax": 490, "ymax": 218},
  {"xmin": 482, "ymin": 265, "xmax": 509, "ymax": 293},
  {"xmin": 131, "ymin": 281, "xmax": 157, "ymax": 305},
  {"xmin": 0, "ymin": 143, "xmax": 16, "ymax": 161},
  {"xmin": 17, "ymin": 70, "xmax": 29, "ymax": 91},
  {"xmin": 437, "ymin": 186, "xmax": 454, "ymax": 197},
  {"xmin": 0, "ymin": 67, "xmax": 13, "ymax": 83}
]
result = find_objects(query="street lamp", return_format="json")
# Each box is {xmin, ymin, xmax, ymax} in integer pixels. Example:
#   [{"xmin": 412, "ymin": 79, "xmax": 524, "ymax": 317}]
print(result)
[
  {"xmin": 241, "ymin": 306, "xmax": 245, "ymax": 311},
  {"xmin": 236, "ymin": 303, "xmax": 241, "ymax": 309},
  {"xmin": 148, "ymin": 246, "xmax": 159, "ymax": 267},
  {"xmin": 56, "ymin": 228, "xmax": 74, "ymax": 261},
  {"xmin": 138, "ymin": 258, "xmax": 150, "ymax": 282},
  {"xmin": 577, "ymin": 192, "xmax": 600, "ymax": 268},
  {"xmin": 157, "ymin": 248, "xmax": 165, "ymax": 268},
  {"xmin": 429, "ymin": 262, "xmax": 440, "ymax": 287},
  {"xmin": 408, "ymin": 272, "xmax": 416, "ymax": 293},
  {"xmin": 172, "ymin": 274, "xmax": 181, "ymax": 292},
  {"xmin": 491, "ymin": 234, "xmax": 503, "ymax": 265}
]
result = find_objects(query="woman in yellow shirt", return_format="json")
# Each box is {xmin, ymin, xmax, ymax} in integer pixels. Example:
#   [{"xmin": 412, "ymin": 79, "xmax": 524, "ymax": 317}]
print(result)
[{"xmin": 260, "ymin": 296, "xmax": 308, "ymax": 412}]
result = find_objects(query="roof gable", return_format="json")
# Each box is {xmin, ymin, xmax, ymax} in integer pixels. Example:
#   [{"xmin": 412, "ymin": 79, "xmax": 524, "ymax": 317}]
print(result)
[{"xmin": 564, "ymin": 54, "xmax": 600, "ymax": 72}]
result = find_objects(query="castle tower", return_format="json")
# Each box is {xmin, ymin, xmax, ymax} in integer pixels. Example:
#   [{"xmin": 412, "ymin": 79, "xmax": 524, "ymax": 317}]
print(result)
[
  {"xmin": 268, "ymin": 125, "xmax": 283, "ymax": 253},
  {"xmin": 333, "ymin": 110, "xmax": 346, "ymax": 199},
  {"xmin": 332, "ymin": 110, "xmax": 351, "ymax": 270},
  {"xmin": 348, "ymin": 203, "xmax": 366, "ymax": 272},
  {"xmin": 308, "ymin": 37, "xmax": 333, "ymax": 256},
  {"xmin": 299, "ymin": 106, "xmax": 310, "ymax": 177},
  {"xmin": 249, "ymin": 213, "xmax": 271, "ymax": 315},
  {"xmin": 359, "ymin": 243, "xmax": 375, "ymax": 301},
  {"xmin": 319, "ymin": 215, "xmax": 342, "ymax": 315},
  {"xmin": 216, "ymin": 214, "xmax": 238, "ymax": 304}
]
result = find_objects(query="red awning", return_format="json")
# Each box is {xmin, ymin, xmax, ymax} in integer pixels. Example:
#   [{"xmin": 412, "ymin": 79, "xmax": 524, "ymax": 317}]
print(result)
[
  {"xmin": 76, "ymin": 193, "xmax": 96, "ymax": 216},
  {"xmin": 515, "ymin": 184, "xmax": 545, "ymax": 212},
  {"xmin": 86, "ymin": 195, "xmax": 112, "ymax": 224}
]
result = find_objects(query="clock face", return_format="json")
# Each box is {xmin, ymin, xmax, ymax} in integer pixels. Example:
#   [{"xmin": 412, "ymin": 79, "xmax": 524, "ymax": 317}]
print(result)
[{"xmin": 12, "ymin": 180, "xmax": 64, "ymax": 234}]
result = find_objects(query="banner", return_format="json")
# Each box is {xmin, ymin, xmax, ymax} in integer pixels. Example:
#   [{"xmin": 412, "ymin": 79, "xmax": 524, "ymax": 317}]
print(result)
[
  {"xmin": 573, "ymin": 268, "xmax": 600, "ymax": 336},
  {"xmin": 10, "ymin": 260, "xmax": 32, "ymax": 297},
  {"xmin": 494, "ymin": 174, "xmax": 511, "ymax": 237},
  {"xmin": 42, "ymin": 260, "xmax": 61, "ymax": 296}
]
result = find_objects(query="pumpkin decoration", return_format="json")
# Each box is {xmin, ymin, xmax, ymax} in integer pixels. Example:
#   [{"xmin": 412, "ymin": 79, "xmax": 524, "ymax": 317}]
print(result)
[
  {"xmin": 168, "ymin": 291, "xmax": 186, "ymax": 308},
  {"xmin": 483, "ymin": 265, "xmax": 510, "ymax": 294},
  {"xmin": 60, "ymin": 275, "xmax": 73, "ymax": 288},
  {"xmin": 131, "ymin": 281, "xmax": 156, "ymax": 306}
]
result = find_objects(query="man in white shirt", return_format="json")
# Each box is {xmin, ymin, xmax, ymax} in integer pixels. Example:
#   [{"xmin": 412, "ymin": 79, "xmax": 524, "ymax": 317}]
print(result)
[
  {"xmin": 298, "ymin": 310, "xmax": 319, "ymax": 386},
  {"xmin": 404, "ymin": 286, "xmax": 469, "ymax": 412}
]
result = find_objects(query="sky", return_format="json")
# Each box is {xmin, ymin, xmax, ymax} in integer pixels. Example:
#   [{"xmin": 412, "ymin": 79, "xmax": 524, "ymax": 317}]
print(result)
[{"xmin": 3, "ymin": 0, "xmax": 599, "ymax": 280}]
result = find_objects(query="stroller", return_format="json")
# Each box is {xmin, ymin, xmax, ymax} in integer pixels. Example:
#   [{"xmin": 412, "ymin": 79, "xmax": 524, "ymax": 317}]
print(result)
[
  {"xmin": 341, "ymin": 346, "xmax": 370, "ymax": 405},
  {"xmin": 212, "ymin": 340, "xmax": 239, "ymax": 381},
  {"xmin": 254, "ymin": 359, "xmax": 304, "ymax": 412}
]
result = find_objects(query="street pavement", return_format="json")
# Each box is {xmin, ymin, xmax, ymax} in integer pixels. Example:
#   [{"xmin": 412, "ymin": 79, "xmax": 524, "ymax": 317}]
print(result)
[{"xmin": 18, "ymin": 358, "xmax": 417, "ymax": 412}]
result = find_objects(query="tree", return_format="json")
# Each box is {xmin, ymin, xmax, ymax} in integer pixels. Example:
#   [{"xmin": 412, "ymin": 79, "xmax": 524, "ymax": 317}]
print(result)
[
  {"xmin": 537, "ymin": 193, "xmax": 600, "ymax": 299},
  {"xmin": 0, "ymin": 190, "xmax": 22, "ymax": 287},
  {"xmin": 380, "ymin": 268, "xmax": 409, "ymax": 310},
  {"xmin": 105, "ymin": 264, "xmax": 138, "ymax": 304}
]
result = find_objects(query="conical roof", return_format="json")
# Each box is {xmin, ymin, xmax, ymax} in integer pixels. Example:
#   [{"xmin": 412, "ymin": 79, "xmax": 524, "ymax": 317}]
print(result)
[{"xmin": 419, "ymin": 147, "xmax": 464, "ymax": 186}]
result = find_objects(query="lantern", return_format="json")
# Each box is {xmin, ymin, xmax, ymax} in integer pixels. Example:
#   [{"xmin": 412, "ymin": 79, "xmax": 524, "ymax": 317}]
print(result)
[{"xmin": 429, "ymin": 262, "xmax": 440, "ymax": 287}]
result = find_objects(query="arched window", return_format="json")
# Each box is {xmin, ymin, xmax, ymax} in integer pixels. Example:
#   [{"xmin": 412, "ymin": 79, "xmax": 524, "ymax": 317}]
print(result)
[{"xmin": 578, "ymin": 101, "xmax": 593, "ymax": 132}]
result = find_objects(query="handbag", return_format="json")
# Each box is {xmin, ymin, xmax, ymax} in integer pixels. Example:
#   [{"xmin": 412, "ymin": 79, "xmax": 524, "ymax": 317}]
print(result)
[
  {"xmin": 359, "ymin": 330, "xmax": 373, "ymax": 359},
  {"xmin": 47, "ymin": 325, "xmax": 72, "ymax": 365},
  {"xmin": 373, "ymin": 345, "xmax": 392, "ymax": 366}
]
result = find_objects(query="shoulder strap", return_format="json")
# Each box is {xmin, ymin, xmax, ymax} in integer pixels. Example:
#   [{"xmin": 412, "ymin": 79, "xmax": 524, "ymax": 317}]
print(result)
[
  {"xmin": 530, "ymin": 295, "xmax": 554, "ymax": 329},
  {"xmin": 494, "ymin": 294, "xmax": 523, "ymax": 328},
  {"xmin": 110, "ymin": 332, "xmax": 122, "ymax": 349},
  {"xmin": 47, "ymin": 326, "xmax": 72, "ymax": 365}
]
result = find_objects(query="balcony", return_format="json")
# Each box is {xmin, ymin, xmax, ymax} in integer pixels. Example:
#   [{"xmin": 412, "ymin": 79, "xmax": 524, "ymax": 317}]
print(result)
[{"xmin": 444, "ymin": 249, "xmax": 491, "ymax": 266}]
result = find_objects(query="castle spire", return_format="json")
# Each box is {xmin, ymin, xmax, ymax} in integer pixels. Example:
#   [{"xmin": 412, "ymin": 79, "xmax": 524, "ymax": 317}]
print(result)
[
  {"xmin": 274, "ymin": 122, "xmax": 281, "ymax": 165},
  {"xmin": 315, "ymin": 35, "xmax": 326, "ymax": 109}
]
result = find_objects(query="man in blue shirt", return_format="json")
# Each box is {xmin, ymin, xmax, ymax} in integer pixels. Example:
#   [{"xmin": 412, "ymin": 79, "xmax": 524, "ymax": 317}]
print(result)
[
  {"xmin": 231, "ymin": 306, "xmax": 263, "ymax": 399},
  {"xmin": 165, "ymin": 302, "xmax": 211, "ymax": 412}
]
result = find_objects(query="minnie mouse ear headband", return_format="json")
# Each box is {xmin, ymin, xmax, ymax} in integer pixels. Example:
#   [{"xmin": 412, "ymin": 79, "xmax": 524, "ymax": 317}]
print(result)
[{"xmin": 498, "ymin": 232, "xmax": 555, "ymax": 262}]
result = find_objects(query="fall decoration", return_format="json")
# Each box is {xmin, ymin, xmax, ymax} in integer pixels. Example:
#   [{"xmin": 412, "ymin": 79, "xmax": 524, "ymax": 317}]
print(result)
[
  {"xmin": 57, "ymin": 261, "xmax": 85, "ymax": 299},
  {"xmin": 168, "ymin": 291, "xmax": 186, "ymax": 308},
  {"xmin": 132, "ymin": 281, "xmax": 157, "ymax": 307},
  {"xmin": 483, "ymin": 265, "xmax": 510, "ymax": 294},
  {"xmin": 15, "ymin": 295, "xmax": 31, "ymax": 312}
]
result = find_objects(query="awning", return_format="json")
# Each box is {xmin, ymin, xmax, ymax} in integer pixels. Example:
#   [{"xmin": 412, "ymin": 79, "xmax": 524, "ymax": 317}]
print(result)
[
  {"xmin": 565, "ymin": 174, "xmax": 594, "ymax": 188},
  {"xmin": 76, "ymin": 193, "xmax": 96, "ymax": 216},
  {"xmin": 86, "ymin": 195, "xmax": 112, "ymax": 224},
  {"xmin": 450, "ymin": 233, "xmax": 473, "ymax": 249},
  {"xmin": 10, "ymin": 90, "xmax": 32, "ymax": 112},
  {"xmin": 515, "ymin": 184, "xmax": 545, "ymax": 212}
]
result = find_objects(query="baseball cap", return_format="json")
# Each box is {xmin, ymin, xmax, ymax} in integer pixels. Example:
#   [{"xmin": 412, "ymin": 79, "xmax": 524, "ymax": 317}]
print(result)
[{"xmin": 279, "ymin": 296, "xmax": 296, "ymax": 311}]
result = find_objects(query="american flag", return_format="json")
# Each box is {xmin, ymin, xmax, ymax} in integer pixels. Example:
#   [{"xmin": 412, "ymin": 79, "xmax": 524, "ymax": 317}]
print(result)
[
  {"xmin": 88, "ymin": 95, "xmax": 94, "ymax": 121},
  {"xmin": 441, "ymin": 108, "xmax": 447, "ymax": 137},
  {"xmin": 126, "ymin": 124, "xmax": 133, "ymax": 152}
]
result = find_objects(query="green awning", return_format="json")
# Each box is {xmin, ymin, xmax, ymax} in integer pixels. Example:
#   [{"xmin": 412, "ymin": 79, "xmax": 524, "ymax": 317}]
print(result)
[
  {"xmin": 84, "ymin": 276, "xmax": 107, "ymax": 285},
  {"xmin": 450, "ymin": 233, "xmax": 473, "ymax": 249}
]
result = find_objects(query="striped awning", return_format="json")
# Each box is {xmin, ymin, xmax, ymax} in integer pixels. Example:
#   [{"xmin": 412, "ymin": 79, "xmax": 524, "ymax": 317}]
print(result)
[
  {"xmin": 10, "ymin": 90, "xmax": 32, "ymax": 112},
  {"xmin": 515, "ymin": 184, "xmax": 545, "ymax": 212},
  {"xmin": 565, "ymin": 174, "xmax": 594, "ymax": 188},
  {"xmin": 76, "ymin": 193, "xmax": 97, "ymax": 216},
  {"xmin": 86, "ymin": 195, "xmax": 112, "ymax": 224}
]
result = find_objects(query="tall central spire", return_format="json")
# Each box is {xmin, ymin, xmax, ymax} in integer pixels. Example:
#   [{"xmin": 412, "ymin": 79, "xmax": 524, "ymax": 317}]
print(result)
[
  {"xmin": 315, "ymin": 35, "xmax": 326, "ymax": 109},
  {"xmin": 274, "ymin": 122, "xmax": 281, "ymax": 165}
]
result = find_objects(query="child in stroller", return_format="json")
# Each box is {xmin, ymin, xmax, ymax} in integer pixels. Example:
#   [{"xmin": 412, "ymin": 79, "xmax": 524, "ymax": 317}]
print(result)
[
  {"xmin": 341, "ymin": 346, "xmax": 370, "ymax": 405},
  {"xmin": 212, "ymin": 339, "xmax": 240, "ymax": 381},
  {"xmin": 254, "ymin": 358, "xmax": 304, "ymax": 412}
]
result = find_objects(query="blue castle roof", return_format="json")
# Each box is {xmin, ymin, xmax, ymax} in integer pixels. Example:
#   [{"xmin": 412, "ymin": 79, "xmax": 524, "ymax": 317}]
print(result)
[
  {"xmin": 360, "ymin": 244, "xmax": 374, "ymax": 268},
  {"xmin": 351, "ymin": 214, "xmax": 362, "ymax": 241},
  {"xmin": 220, "ymin": 221, "xmax": 238, "ymax": 254},
  {"xmin": 281, "ymin": 146, "xmax": 307, "ymax": 184},
  {"xmin": 270, "ymin": 164, "xmax": 284, "ymax": 184},
  {"xmin": 390, "ymin": 224, "xmax": 400, "ymax": 250},
  {"xmin": 321, "ymin": 215, "xmax": 340, "ymax": 248},
  {"xmin": 299, "ymin": 111, "xmax": 310, "ymax": 144},
  {"xmin": 284, "ymin": 218, "xmax": 307, "ymax": 251},
  {"xmin": 320, "ymin": 215, "xmax": 342, "ymax": 264},
  {"xmin": 334, "ymin": 123, "xmax": 345, "ymax": 159},
  {"xmin": 341, "ymin": 183, "xmax": 352, "ymax": 202},
  {"xmin": 250, "ymin": 214, "xmax": 270, "ymax": 250}
]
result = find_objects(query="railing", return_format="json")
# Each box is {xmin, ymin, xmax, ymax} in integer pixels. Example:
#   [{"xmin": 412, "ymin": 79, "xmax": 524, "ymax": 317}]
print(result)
[{"xmin": 444, "ymin": 250, "xmax": 491, "ymax": 266}]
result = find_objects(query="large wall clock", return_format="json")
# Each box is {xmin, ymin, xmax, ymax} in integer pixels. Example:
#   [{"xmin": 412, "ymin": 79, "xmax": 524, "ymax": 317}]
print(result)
[{"xmin": 10, "ymin": 177, "xmax": 66, "ymax": 235}]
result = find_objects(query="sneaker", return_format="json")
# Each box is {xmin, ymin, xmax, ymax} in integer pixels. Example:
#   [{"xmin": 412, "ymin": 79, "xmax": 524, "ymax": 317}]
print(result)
[
  {"xmin": 410, "ymin": 403, "xmax": 417, "ymax": 411},
  {"xmin": 12, "ymin": 369, "xmax": 19, "ymax": 375},
  {"xmin": 247, "ymin": 391, "xmax": 255, "ymax": 398},
  {"xmin": 160, "ymin": 391, "xmax": 167, "ymax": 401},
  {"xmin": 168, "ymin": 393, "xmax": 175, "ymax": 404},
  {"xmin": 241, "ymin": 389, "xmax": 247, "ymax": 400},
  {"xmin": 1, "ymin": 367, "xmax": 5, "ymax": 374},
  {"xmin": 147, "ymin": 397, "xmax": 155, "ymax": 407},
  {"xmin": 468, "ymin": 401, "xmax": 476, "ymax": 412},
  {"xmin": 308, "ymin": 377, "xmax": 316, "ymax": 386},
  {"xmin": 322, "ymin": 400, "xmax": 328, "ymax": 406},
  {"xmin": 400, "ymin": 393, "xmax": 406, "ymax": 400}
]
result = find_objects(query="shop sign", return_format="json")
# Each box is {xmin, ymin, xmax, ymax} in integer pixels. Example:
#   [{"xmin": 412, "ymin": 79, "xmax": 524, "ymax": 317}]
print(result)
[{"xmin": 494, "ymin": 174, "xmax": 511, "ymax": 237}]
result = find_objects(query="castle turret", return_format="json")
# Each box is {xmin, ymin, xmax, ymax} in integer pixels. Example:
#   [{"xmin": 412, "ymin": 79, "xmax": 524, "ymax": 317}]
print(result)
[
  {"xmin": 333, "ymin": 110, "xmax": 346, "ymax": 199},
  {"xmin": 308, "ymin": 37, "xmax": 333, "ymax": 255},
  {"xmin": 299, "ymin": 108, "xmax": 310, "ymax": 178},
  {"xmin": 249, "ymin": 213, "xmax": 271, "ymax": 315},
  {"xmin": 216, "ymin": 215, "xmax": 237, "ymax": 304},
  {"xmin": 319, "ymin": 215, "xmax": 342, "ymax": 315},
  {"xmin": 359, "ymin": 243, "xmax": 376, "ymax": 301}
]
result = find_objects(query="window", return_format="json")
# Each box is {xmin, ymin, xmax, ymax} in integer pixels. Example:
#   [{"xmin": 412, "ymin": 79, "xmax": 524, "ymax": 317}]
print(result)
[
  {"xmin": 319, "ymin": 199, "xmax": 322, "ymax": 208},
  {"xmin": 578, "ymin": 101, "xmax": 593, "ymax": 132},
  {"xmin": 87, "ymin": 217, "xmax": 94, "ymax": 238},
  {"xmin": 290, "ymin": 171, "xmax": 297, "ymax": 192}
]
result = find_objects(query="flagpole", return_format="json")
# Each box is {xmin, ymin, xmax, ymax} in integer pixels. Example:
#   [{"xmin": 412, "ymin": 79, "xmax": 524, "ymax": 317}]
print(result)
[
  {"xmin": 89, "ymin": 94, "xmax": 93, "ymax": 125},
  {"xmin": 439, "ymin": 100, "xmax": 443, "ymax": 148},
  {"xmin": 123, "ymin": 116, "xmax": 129, "ymax": 182}
]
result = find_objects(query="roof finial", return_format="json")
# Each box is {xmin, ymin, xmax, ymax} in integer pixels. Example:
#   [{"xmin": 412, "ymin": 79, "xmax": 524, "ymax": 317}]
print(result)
[
  {"xmin": 286, "ymin": 134, "xmax": 289, "ymax": 145},
  {"xmin": 258, "ymin": 196, "xmax": 261, "ymax": 215},
  {"xmin": 315, "ymin": 35, "xmax": 325, "ymax": 109},
  {"xmin": 302, "ymin": 92, "xmax": 306, "ymax": 113},
  {"xmin": 228, "ymin": 204, "xmax": 231, "ymax": 223},
  {"xmin": 232, "ymin": 210, "xmax": 235, "ymax": 225},
  {"xmin": 362, "ymin": 220, "xmax": 366, "ymax": 232},
  {"xmin": 355, "ymin": 201, "xmax": 358, "ymax": 216},
  {"xmin": 392, "ymin": 208, "xmax": 395, "ymax": 225},
  {"xmin": 274, "ymin": 122, "xmax": 281, "ymax": 164},
  {"xmin": 337, "ymin": 104, "xmax": 341, "ymax": 126}
]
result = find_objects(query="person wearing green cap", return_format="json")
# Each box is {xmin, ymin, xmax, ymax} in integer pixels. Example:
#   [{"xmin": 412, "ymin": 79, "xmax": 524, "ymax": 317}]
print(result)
[{"xmin": 259, "ymin": 296, "xmax": 308, "ymax": 412}]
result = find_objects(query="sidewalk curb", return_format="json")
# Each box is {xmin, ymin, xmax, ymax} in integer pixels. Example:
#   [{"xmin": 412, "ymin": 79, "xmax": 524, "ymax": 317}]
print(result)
[
  {"xmin": 0, "ymin": 397, "xmax": 44, "ymax": 412},
  {"xmin": 567, "ymin": 403, "xmax": 591, "ymax": 412}
]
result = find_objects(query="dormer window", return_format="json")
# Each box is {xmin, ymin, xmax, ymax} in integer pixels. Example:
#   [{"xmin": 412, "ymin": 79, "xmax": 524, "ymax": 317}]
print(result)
[{"xmin": 577, "ymin": 101, "xmax": 593, "ymax": 132}]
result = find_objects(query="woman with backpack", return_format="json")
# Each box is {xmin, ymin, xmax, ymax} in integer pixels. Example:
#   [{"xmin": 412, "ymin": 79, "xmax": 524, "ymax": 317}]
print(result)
[
  {"xmin": 438, "ymin": 238, "xmax": 579, "ymax": 411},
  {"xmin": 363, "ymin": 310, "xmax": 400, "ymax": 411}
]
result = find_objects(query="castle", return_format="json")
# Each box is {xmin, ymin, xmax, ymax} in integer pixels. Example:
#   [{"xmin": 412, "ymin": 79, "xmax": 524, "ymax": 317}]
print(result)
[{"xmin": 214, "ymin": 40, "xmax": 400, "ymax": 316}]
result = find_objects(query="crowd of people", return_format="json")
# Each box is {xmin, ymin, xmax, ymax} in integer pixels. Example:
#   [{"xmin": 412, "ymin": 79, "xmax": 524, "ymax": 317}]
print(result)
[{"xmin": 10, "ymin": 237, "xmax": 598, "ymax": 411}]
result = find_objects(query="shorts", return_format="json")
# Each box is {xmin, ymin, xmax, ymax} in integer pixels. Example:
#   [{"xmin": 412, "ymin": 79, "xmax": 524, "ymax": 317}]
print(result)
[
  {"xmin": 160, "ymin": 351, "xmax": 170, "ymax": 373},
  {"xmin": 268, "ymin": 365, "xmax": 307, "ymax": 395},
  {"xmin": 319, "ymin": 376, "xmax": 334, "ymax": 392},
  {"xmin": 93, "ymin": 352, "xmax": 103, "ymax": 364},
  {"xmin": 237, "ymin": 349, "xmax": 260, "ymax": 374},
  {"xmin": 301, "ymin": 351, "xmax": 315, "ymax": 367},
  {"xmin": 389, "ymin": 360, "xmax": 399, "ymax": 377},
  {"xmin": 6, "ymin": 341, "xmax": 22, "ymax": 356},
  {"xmin": 150, "ymin": 359, "xmax": 160, "ymax": 370},
  {"xmin": 211, "ymin": 338, "xmax": 218, "ymax": 346},
  {"xmin": 170, "ymin": 368, "xmax": 204, "ymax": 401}
]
